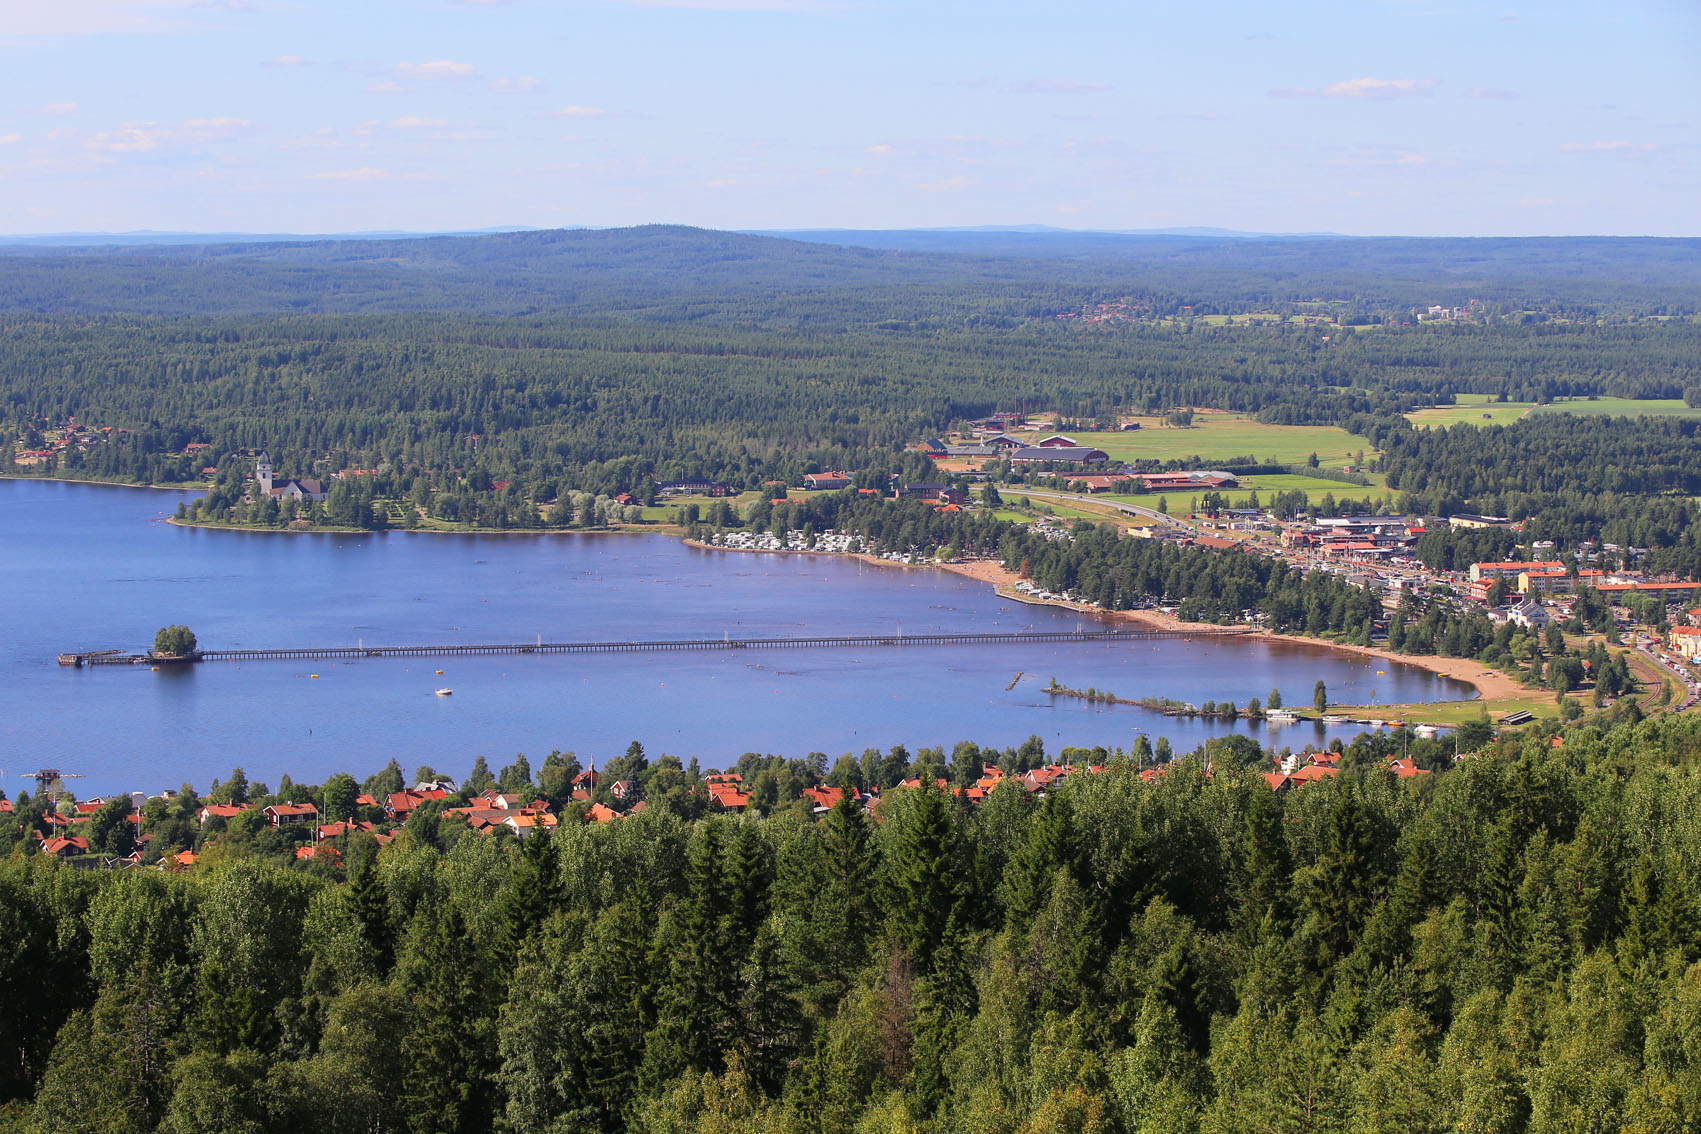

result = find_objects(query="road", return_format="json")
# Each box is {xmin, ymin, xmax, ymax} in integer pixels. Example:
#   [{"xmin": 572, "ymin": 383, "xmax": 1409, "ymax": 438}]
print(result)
[{"xmin": 1017, "ymin": 489, "xmax": 1196, "ymax": 530}]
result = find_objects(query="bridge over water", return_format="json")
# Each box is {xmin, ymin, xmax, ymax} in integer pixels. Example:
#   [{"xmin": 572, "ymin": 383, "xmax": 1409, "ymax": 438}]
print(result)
[{"xmin": 59, "ymin": 626, "xmax": 1248, "ymax": 667}]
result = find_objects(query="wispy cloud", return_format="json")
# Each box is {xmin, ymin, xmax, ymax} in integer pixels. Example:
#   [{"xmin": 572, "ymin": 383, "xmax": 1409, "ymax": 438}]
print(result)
[
  {"xmin": 314, "ymin": 166, "xmax": 390, "ymax": 181},
  {"xmin": 265, "ymin": 53, "xmax": 307, "ymax": 67},
  {"xmin": 88, "ymin": 122, "xmax": 170, "ymax": 153},
  {"xmin": 40, "ymin": 102, "xmax": 80, "ymax": 116},
  {"xmin": 1273, "ymin": 76, "xmax": 1440, "ymax": 100},
  {"xmin": 1010, "ymin": 78, "xmax": 1111, "ymax": 95},
  {"xmin": 1561, "ymin": 140, "xmax": 1657, "ymax": 154},
  {"xmin": 0, "ymin": 133, "xmax": 22, "ymax": 145},
  {"xmin": 387, "ymin": 116, "xmax": 449, "ymax": 129},
  {"xmin": 394, "ymin": 60, "xmax": 479, "ymax": 81},
  {"xmin": 552, "ymin": 105, "xmax": 611, "ymax": 119}
]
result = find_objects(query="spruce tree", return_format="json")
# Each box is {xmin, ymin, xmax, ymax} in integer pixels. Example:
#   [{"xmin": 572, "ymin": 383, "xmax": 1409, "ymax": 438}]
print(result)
[{"xmin": 885, "ymin": 783, "xmax": 959, "ymax": 971}]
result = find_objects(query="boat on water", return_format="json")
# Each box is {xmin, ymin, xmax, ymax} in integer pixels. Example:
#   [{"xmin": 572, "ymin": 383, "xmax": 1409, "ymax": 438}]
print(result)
[
  {"xmin": 1321, "ymin": 714, "xmax": 1348, "ymax": 725},
  {"xmin": 434, "ymin": 688, "xmax": 453, "ymax": 697},
  {"xmin": 1265, "ymin": 709, "xmax": 1299, "ymax": 723}
]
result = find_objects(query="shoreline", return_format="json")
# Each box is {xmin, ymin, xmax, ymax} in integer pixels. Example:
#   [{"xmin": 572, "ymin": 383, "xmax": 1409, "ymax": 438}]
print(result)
[
  {"xmin": 1, "ymin": 473, "xmax": 201, "ymax": 492},
  {"xmin": 921, "ymin": 554, "xmax": 1519, "ymax": 704},
  {"xmin": 693, "ymin": 540, "xmax": 1506, "ymax": 705},
  {"xmin": 36, "ymin": 475, "xmax": 1519, "ymax": 707}
]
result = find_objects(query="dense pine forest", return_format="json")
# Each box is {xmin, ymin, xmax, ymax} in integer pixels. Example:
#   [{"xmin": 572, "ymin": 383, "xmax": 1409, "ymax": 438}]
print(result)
[
  {"xmin": 1, "ymin": 706, "xmax": 1697, "ymax": 1133},
  {"xmin": 7, "ymin": 228, "xmax": 1701, "ymax": 562}
]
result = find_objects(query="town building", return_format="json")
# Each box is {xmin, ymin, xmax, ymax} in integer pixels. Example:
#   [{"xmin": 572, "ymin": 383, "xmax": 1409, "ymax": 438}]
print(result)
[{"xmin": 1469, "ymin": 560, "xmax": 1564, "ymax": 583}]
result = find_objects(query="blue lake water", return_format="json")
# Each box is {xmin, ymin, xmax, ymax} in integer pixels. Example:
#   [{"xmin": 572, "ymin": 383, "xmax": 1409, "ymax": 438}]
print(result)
[{"xmin": 0, "ymin": 479, "xmax": 1473, "ymax": 796}]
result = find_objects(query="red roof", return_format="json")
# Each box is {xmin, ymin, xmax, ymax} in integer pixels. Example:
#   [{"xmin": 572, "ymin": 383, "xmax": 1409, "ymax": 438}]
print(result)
[{"xmin": 801, "ymin": 785, "xmax": 848, "ymax": 809}]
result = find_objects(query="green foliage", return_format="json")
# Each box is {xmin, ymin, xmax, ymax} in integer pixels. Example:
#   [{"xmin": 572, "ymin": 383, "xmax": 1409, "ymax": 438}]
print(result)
[
  {"xmin": 10, "ymin": 707, "xmax": 1701, "ymax": 1131},
  {"xmin": 153, "ymin": 624, "xmax": 197, "ymax": 656}
]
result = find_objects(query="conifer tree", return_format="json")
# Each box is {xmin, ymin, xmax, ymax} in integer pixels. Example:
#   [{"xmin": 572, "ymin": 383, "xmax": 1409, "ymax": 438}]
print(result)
[{"xmin": 884, "ymin": 783, "xmax": 959, "ymax": 971}]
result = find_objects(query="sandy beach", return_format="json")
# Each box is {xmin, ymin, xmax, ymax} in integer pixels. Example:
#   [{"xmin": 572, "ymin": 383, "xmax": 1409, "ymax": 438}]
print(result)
[{"xmin": 922, "ymin": 555, "xmax": 1528, "ymax": 703}]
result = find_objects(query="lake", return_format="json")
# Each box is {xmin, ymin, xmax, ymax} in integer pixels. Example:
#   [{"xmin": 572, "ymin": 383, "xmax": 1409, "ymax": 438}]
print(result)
[{"xmin": 0, "ymin": 479, "xmax": 1473, "ymax": 796}]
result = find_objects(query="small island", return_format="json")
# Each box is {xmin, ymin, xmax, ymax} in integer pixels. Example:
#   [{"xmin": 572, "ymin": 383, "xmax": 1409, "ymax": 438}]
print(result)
[{"xmin": 148, "ymin": 624, "xmax": 200, "ymax": 664}]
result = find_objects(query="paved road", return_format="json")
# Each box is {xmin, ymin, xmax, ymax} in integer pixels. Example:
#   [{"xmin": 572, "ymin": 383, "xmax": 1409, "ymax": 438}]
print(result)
[{"xmin": 1017, "ymin": 489, "xmax": 1196, "ymax": 530}]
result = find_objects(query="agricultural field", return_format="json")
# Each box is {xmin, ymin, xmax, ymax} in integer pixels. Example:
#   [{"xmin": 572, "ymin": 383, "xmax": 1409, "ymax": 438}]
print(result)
[
  {"xmin": 1101, "ymin": 472, "xmax": 1393, "ymax": 513},
  {"xmin": 1405, "ymin": 394, "xmax": 1701, "ymax": 428},
  {"xmin": 1070, "ymin": 412, "xmax": 1370, "ymax": 468}
]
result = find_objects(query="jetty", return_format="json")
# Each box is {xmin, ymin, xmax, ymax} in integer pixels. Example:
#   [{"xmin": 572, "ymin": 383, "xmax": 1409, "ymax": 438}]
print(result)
[{"xmin": 57, "ymin": 626, "xmax": 1248, "ymax": 667}]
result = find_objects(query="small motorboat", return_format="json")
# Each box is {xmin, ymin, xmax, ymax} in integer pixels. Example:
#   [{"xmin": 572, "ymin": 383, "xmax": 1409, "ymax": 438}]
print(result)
[{"xmin": 434, "ymin": 688, "xmax": 453, "ymax": 697}]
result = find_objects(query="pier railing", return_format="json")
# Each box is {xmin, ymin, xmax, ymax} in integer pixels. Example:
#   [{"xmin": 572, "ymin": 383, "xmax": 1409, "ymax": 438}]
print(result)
[{"xmin": 59, "ymin": 626, "xmax": 1248, "ymax": 667}]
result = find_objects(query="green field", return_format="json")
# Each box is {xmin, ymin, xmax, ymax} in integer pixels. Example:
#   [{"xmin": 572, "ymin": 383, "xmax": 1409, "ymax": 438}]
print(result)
[
  {"xmin": 1407, "ymin": 396, "xmax": 1701, "ymax": 428},
  {"xmin": 1331, "ymin": 692, "xmax": 1558, "ymax": 728},
  {"xmin": 1534, "ymin": 397, "xmax": 1701, "ymax": 419},
  {"xmin": 1070, "ymin": 414, "xmax": 1370, "ymax": 468},
  {"xmin": 1102, "ymin": 473, "xmax": 1390, "ymax": 513}
]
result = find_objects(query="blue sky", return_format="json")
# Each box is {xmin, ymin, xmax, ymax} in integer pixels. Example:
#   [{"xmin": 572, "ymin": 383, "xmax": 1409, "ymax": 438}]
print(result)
[{"xmin": 1, "ymin": 0, "xmax": 1695, "ymax": 236}]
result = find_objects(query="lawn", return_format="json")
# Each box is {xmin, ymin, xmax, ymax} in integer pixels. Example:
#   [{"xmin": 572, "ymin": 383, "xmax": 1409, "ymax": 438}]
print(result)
[{"xmin": 1069, "ymin": 412, "xmax": 1370, "ymax": 468}]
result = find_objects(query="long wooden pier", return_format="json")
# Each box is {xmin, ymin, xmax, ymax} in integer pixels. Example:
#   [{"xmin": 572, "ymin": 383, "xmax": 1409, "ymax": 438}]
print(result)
[{"xmin": 59, "ymin": 626, "xmax": 1247, "ymax": 667}]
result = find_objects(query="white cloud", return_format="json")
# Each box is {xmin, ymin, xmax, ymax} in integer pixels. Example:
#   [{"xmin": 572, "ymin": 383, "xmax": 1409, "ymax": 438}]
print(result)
[
  {"xmin": 89, "ymin": 122, "xmax": 168, "ymax": 152},
  {"xmin": 552, "ymin": 105, "xmax": 610, "ymax": 118},
  {"xmin": 388, "ymin": 116, "xmax": 449, "ymax": 129},
  {"xmin": 41, "ymin": 102, "xmax": 80, "ymax": 116},
  {"xmin": 367, "ymin": 81, "xmax": 405, "ymax": 94},
  {"xmin": 490, "ymin": 76, "xmax": 546, "ymax": 93},
  {"xmin": 0, "ymin": 133, "xmax": 21, "ymax": 144},
  {"xmin": 395, "ymin": 60, "xmax": 479, "ymax": 81},
  {"xmin": 865, "ymin": 143, "xmax": 892, "ymax": 155},
  {"xmin": 1561, "ymin": 140, "xmax": 1657, "ymax": 154},
  {"xmin": 266, "ymin": 53, "xmax": 307, "ymax": 67},
  {"xmin": 1010, "ymin": 78, "xmax": 1111, "ymax": 95},
  {"xmin": 314, "ymin": 166, "xmax": 390, "ymax": 181},
  {"xmin": 1273, "ymin": 76, "xmax": 1440, "ymax": 100}
]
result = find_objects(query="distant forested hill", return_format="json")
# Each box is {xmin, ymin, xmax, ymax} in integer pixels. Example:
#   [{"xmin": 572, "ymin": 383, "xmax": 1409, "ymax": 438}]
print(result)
[
  {"xmin": 4, "ymin": 226, "xmax": 1701, "ymax": 549},
  {"xmin": 3, "ymin": 226, "xmax": 1699, "ymax": 319}
]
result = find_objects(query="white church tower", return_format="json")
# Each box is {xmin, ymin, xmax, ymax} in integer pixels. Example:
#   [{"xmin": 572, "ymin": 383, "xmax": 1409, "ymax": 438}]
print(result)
[{"xmin": 255, "ymin": 451, "xmax": 273, "ymax": 495}]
